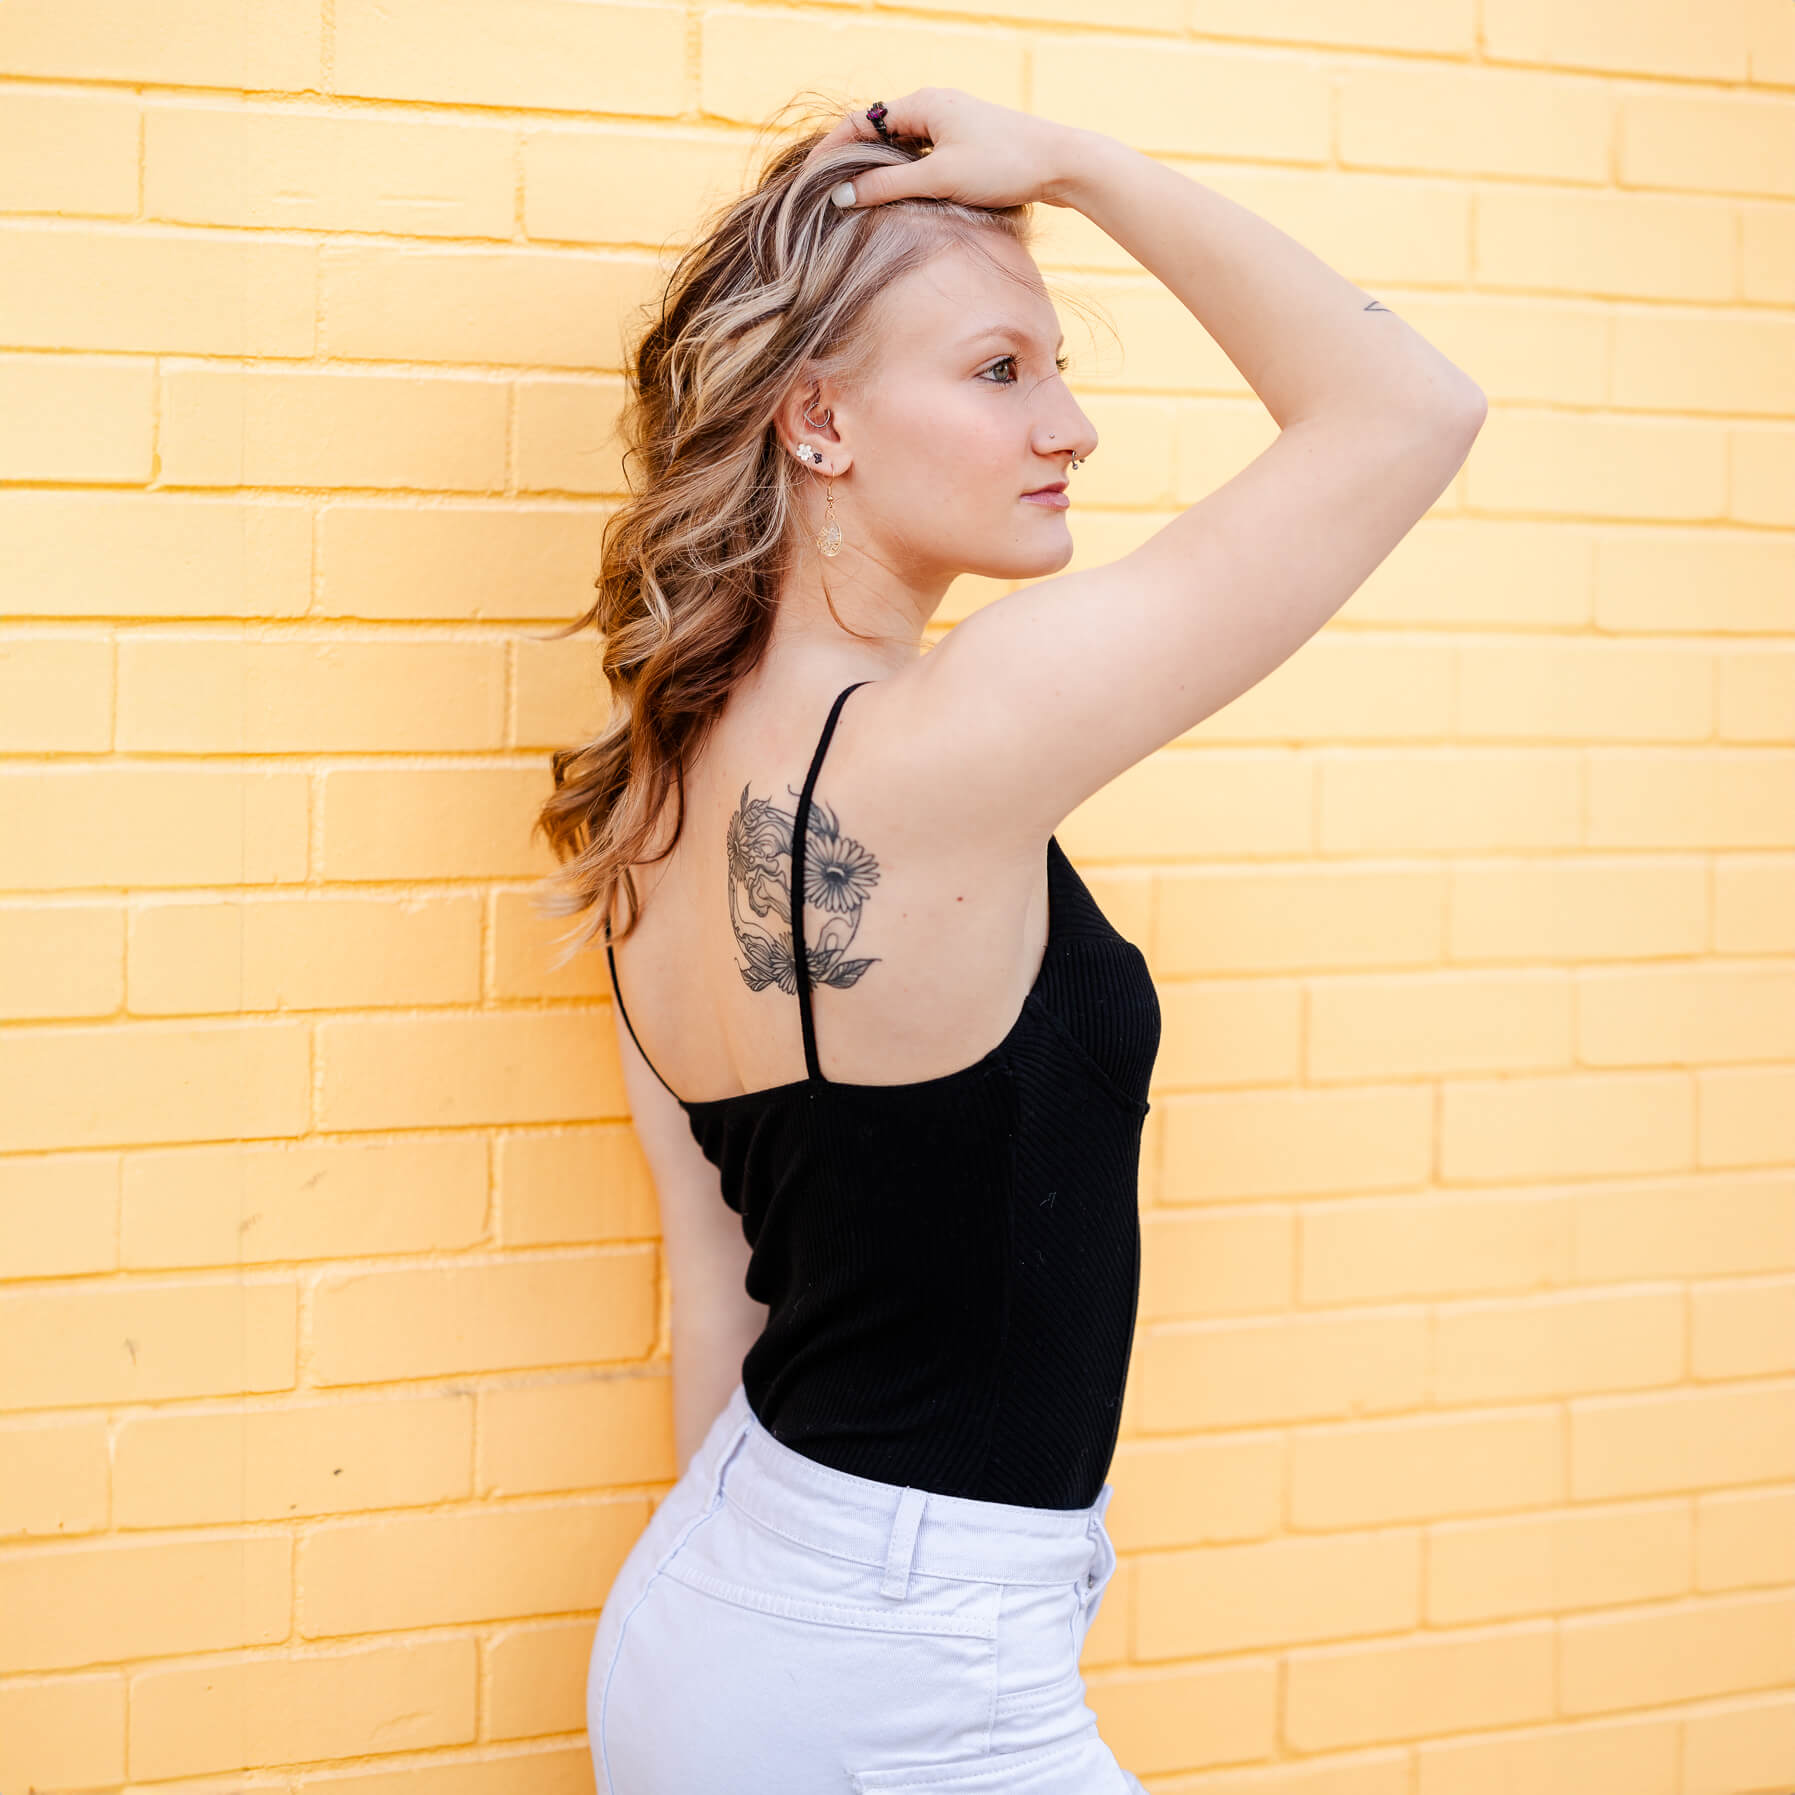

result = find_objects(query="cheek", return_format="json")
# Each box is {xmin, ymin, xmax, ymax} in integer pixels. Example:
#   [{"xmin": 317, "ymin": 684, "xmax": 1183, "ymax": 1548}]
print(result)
[{"xmin": 926, "ymin": 410, "xmax": 1020, "ymax": 499}]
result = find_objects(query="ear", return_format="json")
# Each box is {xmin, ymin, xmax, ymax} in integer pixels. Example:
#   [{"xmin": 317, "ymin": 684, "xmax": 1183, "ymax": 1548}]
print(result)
[{"xmin": 775, "ymin": 376, "xmax": 853, "ymax": 477}]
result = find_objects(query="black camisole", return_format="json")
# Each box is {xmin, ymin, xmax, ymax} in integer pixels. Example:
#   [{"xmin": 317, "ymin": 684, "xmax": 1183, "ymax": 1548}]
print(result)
[{"xmin": 604, "ymin": 679, "xmax": 1162, "ymax": 1509}]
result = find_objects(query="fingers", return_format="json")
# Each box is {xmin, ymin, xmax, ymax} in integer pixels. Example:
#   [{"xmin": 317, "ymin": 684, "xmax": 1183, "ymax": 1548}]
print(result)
[{"xmin": 800, "ymin": 104, "xmax": 876, "ymax": 174}]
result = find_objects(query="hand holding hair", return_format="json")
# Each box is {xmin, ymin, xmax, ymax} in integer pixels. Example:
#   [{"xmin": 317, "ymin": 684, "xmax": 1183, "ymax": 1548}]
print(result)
[{"xmin": 802, "ymin": 86, "xmax": 1088, "ymax": 213}]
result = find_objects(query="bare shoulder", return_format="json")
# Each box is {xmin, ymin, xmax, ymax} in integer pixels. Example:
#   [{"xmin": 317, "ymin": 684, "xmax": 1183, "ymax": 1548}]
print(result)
[{"xmin": 869, "ymin": 402, "xmax": 1485, "ymax": 852}]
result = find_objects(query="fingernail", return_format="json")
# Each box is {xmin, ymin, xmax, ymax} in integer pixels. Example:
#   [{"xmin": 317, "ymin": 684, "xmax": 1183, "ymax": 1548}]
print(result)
[{"xmin": 830, "ymin": 180, "xmax": 857, "ymax": 209}]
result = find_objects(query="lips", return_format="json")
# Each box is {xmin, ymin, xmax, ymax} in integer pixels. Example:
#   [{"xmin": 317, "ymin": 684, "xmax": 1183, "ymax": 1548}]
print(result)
[{"xmin": 1020, "ymin": 482, "xmax": 1069, "ymax": 509}]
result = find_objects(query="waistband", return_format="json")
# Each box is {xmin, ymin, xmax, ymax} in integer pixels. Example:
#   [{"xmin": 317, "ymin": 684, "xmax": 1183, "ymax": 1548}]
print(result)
[{"xmin": 685, "ymin": 1383, "xmax": 1116, "ymax": 1594}]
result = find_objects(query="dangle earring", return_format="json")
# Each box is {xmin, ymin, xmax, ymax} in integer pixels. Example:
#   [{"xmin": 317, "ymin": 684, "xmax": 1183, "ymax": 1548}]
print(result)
[
  {"xmin": 793, "ymin": 442, "xmax": 843, "ymax": 557},
  {"xmin": 816, "ymin": 479, "xmax": 843, "ymax": 556}
]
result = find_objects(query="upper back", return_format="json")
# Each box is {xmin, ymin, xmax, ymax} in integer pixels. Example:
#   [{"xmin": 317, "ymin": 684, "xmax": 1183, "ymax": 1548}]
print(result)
[{"xmin": 604, "ymin": 674, "xmax": 1058, "ymax": 1108}]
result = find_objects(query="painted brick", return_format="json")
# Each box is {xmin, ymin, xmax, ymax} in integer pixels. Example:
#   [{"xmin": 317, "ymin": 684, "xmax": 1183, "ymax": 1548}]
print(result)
[
  {"xmin": 1427, "ymin": 1500, "xmax": 1691, "ymax": 1624},
  {"xmin": 0, "ymin": 899, "xmax": 122, "ymax": 1018},
  {"xmin": 1481, "ymin": 0, "xmax": 1749, "ymax": 83},
  {"xmin": 145, "ymin": 105, "xmax": 515, "ymax": 237},
  {"xmin": 493, "ymin": 1125, "xmax": 660, "ymax": 1247},
  {"xmin": 0, "ymin": 224, "xmax": 315, "ymax": 355},
  {"xmin": 0, "ymin": 353, "xmax": 154, "ymax": 483},
  {"xmin": 0, "ymin": 1534, "xmax": 290, "ymax": 1674},
  {"xmin": 1299, "ymin": 1192, "xmax": 1570, "ymax": 1305},
  {"xmin": 309, "ymin": 1248, "xmax": 656, "ymax": 1382},
  {"xmin": 117, "ymin": 635, "xmax": 507, "ymax": 753},
  {"xmin": 318, "ymin": 765, "xmax": 556, "ymax": 882},
  {"xmin": 1030, "ymin": 35, "xmax": 1325, "ymax": 162},
  {"xmin": 316, "ymin": 502, "xmax": 606, "ymax": 621},
  {"xmin": 701, "ymin": 12, "xmax": 1026, "ymax": 127},
  {"xmin": 1417, "ymin": 1712, "xmax": 1679, "ymax": 1795},
  {"xmin": 129, "ymin": 1636, "xmax": 475, "ymax": 1781},
  {"xmin": 333, "ymin": 0, "xmax": 685, "ymax": 113},
  {"xmin": 1285, "ymin": 1622, "xmax": 1555, "ymax": 1751},
  {"xmin": 322, "ymin": 242, "xmax": 657, "ymax": 368},
  {"xmin": 0, "ymin": 90, "xmax": 139, "ymax": 217},
  {"xmin": 126, "ymin": 891, "xmax": 483, "ymax": 1016},
  {"xmin": 0, "ymin": 0, "xmax": 320, "ymax": 88},
  {"xmin": 1559, "ymin": 1589, "xmax": 1795, "ymax": 1715},
  {"xmin": 523, "ymin": 126, "xmax": 755, "ymax": 245},
  {"xmin": 0, "ymin": 1674, "xmax": 126, "ymax": 1790},
  {"xmin": 0, "ymin": 1277, "xmax": 296, "ymax": 1410},
  {"xmin": 486, "ymin": 1617, "xmax": 594, "ymax": 1741},
  {"xmin": 0, "ymin": 493, "xmax": 312, "ymax": 620},
  {"xmin": 1137, "ymin": 1308, "xmax": 1428, "ymax": 1431},
  {"xmin": 0, "ymin": 1154, "xmax": 119, "ymax": 1278},
  {"xmin": 478, "ymin": 1373, "xmax": 676, "ymax": 1495},
  {"xmin": 114, "ymin": 1395, "xmax": 474, "ymax": 1528},
  {"xmin": 120, "ymin": 1135, "xmax": 488, "ymax": 1268},
  {"xmin": 1290, "ymin": 1406, "xmax": 1563, "ymax": 1529},
  {"xmin": 159, "ymin": 367, "xmax": 508, "ymax": 491},
  {"xmin": 0, "ymin": 1418, "xmax": 110, "ymax": 1540},
  {"xmin": 0, "ymin": 635, "xmax": 113, "ymax": 755},
  {"xmin": 1690, "ymin": 1273, "xmax": 1795, "ymax": 1377},
  {"xmin": 1572, "ymin": 1380, "xmax": 1795, "ymax": 1498},
  {"xmin": 1340, "ymin": 62, "xmax": 1611, "ymax": 183},
  {"xmin": 1137, "ymin": 1528, "xmax": 1421, "ymax": 1659},
  {"xmin": 296, "ymin": 1495, "xmax": 652, "ymax": 1635}
]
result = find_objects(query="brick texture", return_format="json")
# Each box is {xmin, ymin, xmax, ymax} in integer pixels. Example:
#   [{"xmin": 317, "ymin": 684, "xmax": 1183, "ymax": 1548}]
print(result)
[{"xmin": 1, "ymin": 4, "xmax": 1790, "ymax": 1790}]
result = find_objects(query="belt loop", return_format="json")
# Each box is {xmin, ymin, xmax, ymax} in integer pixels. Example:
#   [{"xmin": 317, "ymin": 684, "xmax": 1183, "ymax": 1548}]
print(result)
[
  {"xmin": 705, "ymin": 1409, "xmax": 753, "ymax": 1510},
  {"xmin": 1082, "ymin": 1482, "xmax": 1117, "ymax": 1600},
  {"xmin": 880, "ymin": 1486, "xmax": 927, "ymax": 1598}
]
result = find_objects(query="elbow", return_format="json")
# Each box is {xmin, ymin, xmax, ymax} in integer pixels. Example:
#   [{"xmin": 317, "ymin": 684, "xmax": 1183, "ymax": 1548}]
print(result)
[{"xmin": 1437, "ymin": 378, "xmax": 1488, "ymax": 432}]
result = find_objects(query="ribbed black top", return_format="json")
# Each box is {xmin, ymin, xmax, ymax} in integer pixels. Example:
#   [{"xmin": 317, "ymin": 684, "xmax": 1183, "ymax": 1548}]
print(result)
[{"xmin": 605, "ymin": 680, "xmax": 1162, "ymax": 1509}]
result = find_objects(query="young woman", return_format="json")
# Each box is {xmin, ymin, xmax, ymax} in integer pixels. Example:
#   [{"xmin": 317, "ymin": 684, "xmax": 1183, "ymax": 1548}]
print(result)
[{"xmin": 536, "ymin": 87, "xmax": 1485, "ymax": 1794}]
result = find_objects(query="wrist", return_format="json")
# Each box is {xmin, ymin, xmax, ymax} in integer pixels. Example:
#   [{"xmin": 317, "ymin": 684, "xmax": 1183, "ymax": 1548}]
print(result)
[{"xmin": 1038, "ymin": 127, "xmax": 1131, "ymax": 211}]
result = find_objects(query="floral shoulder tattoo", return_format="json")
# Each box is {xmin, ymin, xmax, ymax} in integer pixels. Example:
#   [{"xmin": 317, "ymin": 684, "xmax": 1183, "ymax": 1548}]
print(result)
[{"xmin": 726, "ymin": 783, "xmax": 881, "ymax": 994}]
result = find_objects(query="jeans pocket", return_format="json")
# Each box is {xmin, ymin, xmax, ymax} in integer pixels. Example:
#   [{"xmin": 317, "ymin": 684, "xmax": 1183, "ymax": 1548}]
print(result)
[{"xmin": 662, "ymin": 1496, "xmax": 1002, "ymax": 1639}]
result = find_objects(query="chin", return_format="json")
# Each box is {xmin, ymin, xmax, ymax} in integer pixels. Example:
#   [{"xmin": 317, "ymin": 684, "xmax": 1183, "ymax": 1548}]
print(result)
[{"xmin": 971, "ymin": 533, "xmax": 1075, "ymax": 583}]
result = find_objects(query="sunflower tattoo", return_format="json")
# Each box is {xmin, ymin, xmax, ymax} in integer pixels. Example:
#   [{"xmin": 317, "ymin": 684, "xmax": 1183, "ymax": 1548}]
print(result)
[{"xmin": 726, "ymin": 783, "xmax": 881, "ymax": 994}]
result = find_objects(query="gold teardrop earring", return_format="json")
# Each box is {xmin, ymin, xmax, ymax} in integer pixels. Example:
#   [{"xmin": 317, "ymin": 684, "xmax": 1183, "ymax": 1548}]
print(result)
[{"xmin": 816, "ymin": 478, "xmax": 843, "ymax": 557}]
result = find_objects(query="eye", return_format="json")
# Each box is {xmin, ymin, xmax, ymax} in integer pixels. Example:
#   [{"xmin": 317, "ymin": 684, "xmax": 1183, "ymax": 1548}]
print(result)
[{"xmin": 980, "ymin": 353, "xmax": 1072, "ymax": 386}]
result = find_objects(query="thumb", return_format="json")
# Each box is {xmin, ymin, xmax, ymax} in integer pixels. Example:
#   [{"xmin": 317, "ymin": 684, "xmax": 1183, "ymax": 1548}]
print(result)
[{"xmin": 831, "ymin": 158, "xmax": 932, "ymax": 211}]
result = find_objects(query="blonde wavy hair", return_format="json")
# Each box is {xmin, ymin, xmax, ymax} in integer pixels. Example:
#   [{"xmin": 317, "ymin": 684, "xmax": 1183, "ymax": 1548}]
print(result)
[{"xmin": 530, "ymin": 94, "xmax": 1063, "ymax": 966}]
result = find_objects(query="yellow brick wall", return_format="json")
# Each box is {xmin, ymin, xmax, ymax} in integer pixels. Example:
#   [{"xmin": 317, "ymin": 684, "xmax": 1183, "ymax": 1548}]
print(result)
[{"xmin": 2, "ymin": 2, "xmax": 1792, "ymax": 1788}]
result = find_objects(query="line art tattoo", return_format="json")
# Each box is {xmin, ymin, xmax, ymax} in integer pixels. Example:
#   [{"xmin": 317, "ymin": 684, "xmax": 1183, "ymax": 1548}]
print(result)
[{"xmin": 725, "ymin": 783, "xmax": 881, "ymax": 995}]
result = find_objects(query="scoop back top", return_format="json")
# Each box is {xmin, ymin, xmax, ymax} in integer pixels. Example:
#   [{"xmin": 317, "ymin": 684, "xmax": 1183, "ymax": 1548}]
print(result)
[{"xmin": 604, "ymin": 679, "xmax": 1162, "ymax": 1509}]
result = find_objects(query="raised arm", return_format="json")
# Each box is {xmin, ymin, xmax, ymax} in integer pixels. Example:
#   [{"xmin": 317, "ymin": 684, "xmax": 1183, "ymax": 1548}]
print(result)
[{"xmin": 896, "ymin": 122, "xmax": 1486, "ymax": 845}]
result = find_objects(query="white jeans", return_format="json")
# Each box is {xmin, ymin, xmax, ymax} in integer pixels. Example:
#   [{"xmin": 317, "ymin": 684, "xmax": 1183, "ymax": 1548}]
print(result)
[{"xmin": 587, "ymin": 1381, "xmax": 1148, "ymax": 1793}]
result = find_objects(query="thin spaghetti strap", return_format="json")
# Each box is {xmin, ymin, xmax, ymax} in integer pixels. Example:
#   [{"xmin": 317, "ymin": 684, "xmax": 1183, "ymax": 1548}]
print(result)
[
  {"xmin": 603, "ymin": 912, "xmax": 687, "ymax": 1105},
  {"xmin": 791, "ymin": 680, "xmax": 875, "ymax": 1087}
]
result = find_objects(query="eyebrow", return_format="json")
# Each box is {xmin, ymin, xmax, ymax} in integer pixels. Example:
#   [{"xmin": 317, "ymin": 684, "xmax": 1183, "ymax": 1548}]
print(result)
[{"xmin": 960, "ymin": 323, "xmax": 1067, "ymax": 353}]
